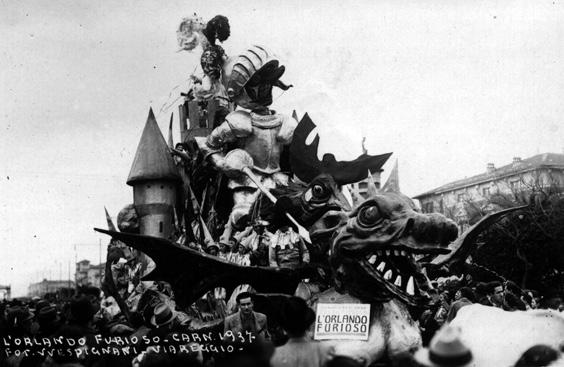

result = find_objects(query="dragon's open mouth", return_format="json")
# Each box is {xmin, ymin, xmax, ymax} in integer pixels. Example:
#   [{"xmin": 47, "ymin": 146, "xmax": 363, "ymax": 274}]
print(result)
[
  {"xmin": 335, "ymin": 240, "xmax": 448, "ymax": 306},
  {"xmin": 360, "ymin": 249, "xmax": 422, "ymax": 297}
]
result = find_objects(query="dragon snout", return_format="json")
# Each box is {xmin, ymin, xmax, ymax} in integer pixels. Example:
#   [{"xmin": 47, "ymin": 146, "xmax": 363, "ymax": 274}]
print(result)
[{"xmin": 405, "ymin": 213, "xmax": 458, "ymax": 246}]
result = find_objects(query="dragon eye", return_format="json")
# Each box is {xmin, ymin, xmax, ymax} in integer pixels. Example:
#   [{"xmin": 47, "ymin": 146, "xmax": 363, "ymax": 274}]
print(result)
[
  {"xmin": 312, "ymin": 184, "xmax": 328, "ymax": 199},
  {"xmin": 358, "ymin": 205, "xmax": 381, "ymax": 227}
]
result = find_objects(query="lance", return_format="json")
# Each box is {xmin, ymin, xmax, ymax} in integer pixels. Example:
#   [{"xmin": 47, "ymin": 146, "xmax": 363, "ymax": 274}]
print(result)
[{"xmin": 224, "ymin": 149, "xmax": 311, "ymax": 243}]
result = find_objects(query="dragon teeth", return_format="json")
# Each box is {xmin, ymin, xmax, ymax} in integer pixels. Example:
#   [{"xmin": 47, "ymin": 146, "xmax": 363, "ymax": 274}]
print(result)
[
  {"xmin": 407, "ymin": 276, "xmax": 415, "ymax": 295},
  {"xmin": 368, "ymin": 255, "xmax": 377, "ymax": 264},
  {"xmin": 394, "ymin": 275, "xmax": 402, "ymax": 286},
  {"xmin": 376, "ymin": 262, "xmax": 386, "ymax": 272},
  {"xmin": 394, "ymin": 250, "xmax": 400, "ymax": 256},
  {"xmin": 384, "ymin": 270, "xmax": 393, "ymax": 280},
  {"xmin": 385, "ymin": 250, "xmax": 391, "ymax": 256}
]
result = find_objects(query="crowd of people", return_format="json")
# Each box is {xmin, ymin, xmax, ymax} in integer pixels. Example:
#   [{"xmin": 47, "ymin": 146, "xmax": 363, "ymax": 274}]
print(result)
[
  {"xmin": 419, "ymin": 275, "xmax": 564, "ymax": 346},
  {"xmin": 2, "ymin": 269, "xmax": 564, "ymax": 367}
]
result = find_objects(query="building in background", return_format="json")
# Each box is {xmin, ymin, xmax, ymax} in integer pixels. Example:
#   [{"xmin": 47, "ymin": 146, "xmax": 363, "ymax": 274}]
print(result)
[
  {"xmin": 414, "ymin": 153, "xmax": 564, "ymax": 231},
  {"xmin": 0, "ymin": 285, "xmax": 11, "ymax": 300},
  {"xmin": 75, "ymin": 259, "xmax": 105, "ymax": 288},
  {"xmin": 28, "ymin": 279, "xmax": 74, "ymax": 298},
  {"xmin": 348, "ymin": 170, "xmax": 383, "ymax": 205}
]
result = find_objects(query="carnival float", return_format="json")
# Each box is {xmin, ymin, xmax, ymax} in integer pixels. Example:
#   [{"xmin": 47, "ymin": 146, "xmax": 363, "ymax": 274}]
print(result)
[{"xmin": 94, "ymin": 14, "xmax": 564, "ymax": 367}]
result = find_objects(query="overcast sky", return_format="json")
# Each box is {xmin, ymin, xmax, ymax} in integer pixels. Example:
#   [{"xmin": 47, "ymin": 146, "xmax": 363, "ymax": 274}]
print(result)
[{"xmin": 1, "ymin": 0, "xmax": 563, "ymax": 296}]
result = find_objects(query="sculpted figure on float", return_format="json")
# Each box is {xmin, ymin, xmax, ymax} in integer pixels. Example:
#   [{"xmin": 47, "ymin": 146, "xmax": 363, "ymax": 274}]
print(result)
[
  {"xmin": 308, "ymin": 192, "xmax": 459, "ymax": 364},
  {"xmin": 196, "ymin": 45, "xmax": 295, "ymax": 242}
]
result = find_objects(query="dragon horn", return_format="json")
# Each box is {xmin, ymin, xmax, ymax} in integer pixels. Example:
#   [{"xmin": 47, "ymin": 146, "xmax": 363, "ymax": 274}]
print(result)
[
  {"xmin": 292, "ymin": 110, "xmax": 298, "ymax": 121},
  {"xmin": 104, "ymin": 207, "xmax": 117, "ymax": 232}
]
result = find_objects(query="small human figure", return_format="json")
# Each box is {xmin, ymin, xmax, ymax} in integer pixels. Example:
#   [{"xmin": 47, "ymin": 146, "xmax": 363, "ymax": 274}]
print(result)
[
  {"xmin": 218, "ymin": 241, "xmax": 232, "ymax": 261},
  {"xmin": 192, "ymin": 15, "xmax": 231, "ymax": 126},
  {"xmin": 230, "ymin": 242, "xmax": 251, "ymax": 266},
  {"xmin": 206, "ymin": 243, "xmax": 219, "ymax": 257},
  {"xmin": 241, "ymin": 220, "xmax": 273, "ymax": 266},
  {"xmin": 269, "ymin": 226, "xmax": 309, "ymax": 268},
  {"xmin": 446, "ymin": 287, "xmax": 475, "ymax": 322}
]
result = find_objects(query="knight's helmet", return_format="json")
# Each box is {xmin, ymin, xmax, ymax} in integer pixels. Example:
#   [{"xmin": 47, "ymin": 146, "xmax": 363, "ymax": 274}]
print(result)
[{"xmin": 225, "ymin": 45, "xmax": 291, "ymax": 108}]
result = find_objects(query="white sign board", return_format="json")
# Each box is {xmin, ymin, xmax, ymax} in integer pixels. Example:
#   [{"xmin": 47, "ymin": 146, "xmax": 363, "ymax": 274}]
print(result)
[{"xmin": 314, "ymin": 303, "xmax": 371, "ymax": 340}]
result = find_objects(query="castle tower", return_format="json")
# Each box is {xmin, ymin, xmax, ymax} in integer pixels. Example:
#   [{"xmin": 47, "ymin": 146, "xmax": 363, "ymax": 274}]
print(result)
[{"xmin": 127, "ymin": 108, "xmax": 181, "ymax": 239}]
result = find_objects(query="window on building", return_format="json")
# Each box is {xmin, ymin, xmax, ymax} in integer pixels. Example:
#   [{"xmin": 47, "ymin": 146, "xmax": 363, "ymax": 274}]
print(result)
[
  {"xmin": 482, "ymin": 187, "xmax": 490, "ymax": 197},
  {"xmin": 510, "ymin": 180, "xmax": 520, "ymax": 191},
  {"xmin": 359, "ymin": 182, "xmax": 368, "ymax": 190},
  {"xmin": 457, "ymin": 193, "xmax": 466, "ymax": 202},
  {"xmin": 423, "ymin": 202, "xmax": 434, "ymax": 213}
]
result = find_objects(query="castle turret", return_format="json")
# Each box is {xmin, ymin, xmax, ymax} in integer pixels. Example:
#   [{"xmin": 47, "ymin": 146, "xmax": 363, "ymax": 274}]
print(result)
[{"xmin": 127, "ymin": 108, "xmax": 181, "ymax": 239}]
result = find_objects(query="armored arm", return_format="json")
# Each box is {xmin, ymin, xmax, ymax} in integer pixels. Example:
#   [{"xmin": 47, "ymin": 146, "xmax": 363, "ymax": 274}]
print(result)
[{"xmin": 199, "ymin": 111, "xmax": 253, "ymax": 170}]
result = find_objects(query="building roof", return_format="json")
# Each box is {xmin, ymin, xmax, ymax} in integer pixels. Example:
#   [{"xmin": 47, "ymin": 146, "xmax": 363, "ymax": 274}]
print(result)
[
  {"xmin": 414, "ymin": 153, "xmax": 564, "ymax": 199},
  {"xmin": 127, "ymin": 108, "xmax": 181, "ymax": 185}
]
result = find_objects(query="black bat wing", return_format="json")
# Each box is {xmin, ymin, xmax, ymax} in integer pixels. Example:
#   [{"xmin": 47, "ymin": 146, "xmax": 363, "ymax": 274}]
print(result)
[
  {"xmin": 94, "ymin": 229, "xmax": 317, "ymax": 308},
  {"xmin": 290, "ymin": 113, "xmax": 392, "ymax": 185}
]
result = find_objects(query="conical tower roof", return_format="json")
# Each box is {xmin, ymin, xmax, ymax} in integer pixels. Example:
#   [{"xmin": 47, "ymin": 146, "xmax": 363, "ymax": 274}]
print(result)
[{"xmin": 127, "ymin": 108, "xmax": 181, "ymax": 185}]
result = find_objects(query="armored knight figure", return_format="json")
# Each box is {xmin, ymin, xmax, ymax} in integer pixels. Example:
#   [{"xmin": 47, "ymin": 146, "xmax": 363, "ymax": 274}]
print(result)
[{"xmin": 198, "ymin": 45, "xmax": 296, "ymax": 241}]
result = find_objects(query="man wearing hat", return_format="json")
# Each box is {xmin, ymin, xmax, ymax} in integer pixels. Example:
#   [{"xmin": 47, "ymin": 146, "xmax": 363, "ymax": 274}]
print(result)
[
  {"xmin": 413, "ymin": 325, "xmax": 473, "ymax": 367},
  {"xmin": 207, "ymin": 242, "xmax": 220, "ymax": 257},
  {"xmin": 151, "ymin": 302, "xmax": 178, "ymax": 329},
  {"xmin": 37, "ymin": 305, "xmax": 61, "ymax": 337}
]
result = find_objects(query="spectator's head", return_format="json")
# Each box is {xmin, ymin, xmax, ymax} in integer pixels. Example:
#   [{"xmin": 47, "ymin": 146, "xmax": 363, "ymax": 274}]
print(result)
[
  {"xmin": 237, "ymin": 243, "xmax": 248, "ymax": 255},
  {"xmin": 219, "ymin": 242, "xmax": 229, "ymax": 253},
  {"xmin": 77, "ymin": 286, "xmax": 102, "ymax": 313},
  {"xmin": 455, "ymin": 287, "xmax": 475, "ymax": 302},
  {"xmin": 514, "ymin": 345, "xmax": 560, "ymax": 367},
  {"xmin": 207, "ymin": 243, "xmax": 219, "ymax": 256},
  {"xmin": 505, "ymin": 280, "xmax": 521, "ymax": 296},
  {"xmin": 279, "ymin": 296, "xmax": 315, "ymax": 338},
  {"xmin": 151, "ymin": 303, "xmax": 177, "ymax": 329},
  {"xmin": 236, "ymin": 292, "xmax": 254, "ymax": 315},
  {"xmin": 37, "ymin": 305, "xmax": 61, "ymax": 333},
  {"xmin": 414, "ymin": 325, "xmax": 473, "ymax": 367},
  {"xmin": 69, "ymin": 296, "xmax": 96, "ymax": 326},
  {"xmin": 253, "ymin": 220, "xmax": 269, "ymax": 234},
  {"xmin": 34, "ymin": 299, "xmax": 50, "ymax": 314},
  {"xmin": 439, "ymin": 290, "xmax": 451, "ymax": 304}
]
